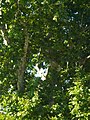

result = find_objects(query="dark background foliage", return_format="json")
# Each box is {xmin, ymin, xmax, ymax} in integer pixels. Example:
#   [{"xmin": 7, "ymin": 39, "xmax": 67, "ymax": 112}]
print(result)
[{"xmin": 0, "ymin": 0, "xmax": 90, "ymax": 119}]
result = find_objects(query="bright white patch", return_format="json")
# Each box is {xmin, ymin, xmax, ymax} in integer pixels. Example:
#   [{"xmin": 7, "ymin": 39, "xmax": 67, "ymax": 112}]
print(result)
[
  {"xmin": 3, "ymin": 39, "xmax": 8, "ymax": 46},
  {"xmin": 6, "ymin": 0, "xmax": 10, "ymax": 2},
  {"xmin": 1, "ymin": 30, "xmax": 8, "ymax": 46},
  {"xmin": 87, "ymin": 55, "xmax": 90, "ymax": 59},
  {"xmin": 74, "ymin": 12, "xmax": 78, "ymax": 15},
  {"xmin": 34, "ymin": 63, "xmax": 48, "ymax": 81}
]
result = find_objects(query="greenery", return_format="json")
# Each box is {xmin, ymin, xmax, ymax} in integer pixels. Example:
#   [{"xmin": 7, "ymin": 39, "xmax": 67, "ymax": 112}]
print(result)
[{"xmin": 0, "ymin": 0, "xmax": 90, "ymax": 119}]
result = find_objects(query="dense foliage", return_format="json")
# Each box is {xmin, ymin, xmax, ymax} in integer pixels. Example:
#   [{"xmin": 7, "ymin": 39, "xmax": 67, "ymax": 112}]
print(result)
[{"xmin": 0, "ymin": 0, "xmax": 90, "ymax": 119}]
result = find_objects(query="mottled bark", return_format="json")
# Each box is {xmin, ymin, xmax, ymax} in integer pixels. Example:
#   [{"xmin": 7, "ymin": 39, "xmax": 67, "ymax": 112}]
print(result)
[{"xmin": 17, "ymin": 26, "xmax": 29, "ymax": 94}]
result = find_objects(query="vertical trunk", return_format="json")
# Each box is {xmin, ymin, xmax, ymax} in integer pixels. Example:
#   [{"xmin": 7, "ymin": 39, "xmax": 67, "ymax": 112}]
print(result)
[{"xmin": 17, "ymin": 27, "xmax": 29, "ymax": 94}]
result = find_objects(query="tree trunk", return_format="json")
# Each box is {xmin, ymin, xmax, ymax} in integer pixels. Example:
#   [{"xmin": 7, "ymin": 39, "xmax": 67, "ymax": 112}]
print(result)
[{"xmin": 17, "ymin": 26, "xmax": 29, "ymax": 94}]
